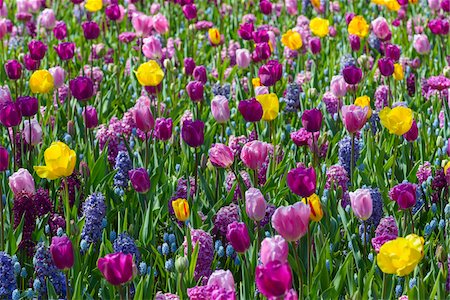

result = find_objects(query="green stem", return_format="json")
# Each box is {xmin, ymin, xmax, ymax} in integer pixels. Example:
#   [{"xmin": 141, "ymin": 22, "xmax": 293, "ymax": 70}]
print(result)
[
  {"xmin": 65, "ymin": 271, "xmax": 71, "ymax": 300},
  {"xmin": 350, "ymin": 133, "xmax": 355, "ymax": 187}
]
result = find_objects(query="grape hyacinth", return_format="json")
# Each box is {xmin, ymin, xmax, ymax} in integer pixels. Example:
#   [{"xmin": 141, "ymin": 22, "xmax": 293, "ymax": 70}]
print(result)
[
  {"xmin": 0, "ymin": 252, "xmax": 16, "ymax": 298},
  {"xmin": 113, "ymin": 151, "xmax": 133, "ymax": 189},
  {"xmin": 33, "ymin": 243, "xmax": 66, "ymax": 297},
  {"xmin": 81, "ymin": 192, "xmax": 107, "ymax": 248},
  {"xmin": 113, "ymin": 232, "xmax": 141, "ymax": 263},
  {"xmin": 338, "ymin": 136, "xmax": 361, "ymax": 175},
  {"xmin": 283, "ymin": 83, "xmax": 301, "ymax": 113}
]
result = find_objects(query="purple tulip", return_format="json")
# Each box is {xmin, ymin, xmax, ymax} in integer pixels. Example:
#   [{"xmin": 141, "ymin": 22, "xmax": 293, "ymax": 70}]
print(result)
[
  {"xmin": 245, "ymin": 187, "xmax": 267, "ymax": 221},
  {"xmin": 301, "ymin": 108, "xmax": 322, "ymax": 132},
  {"xmin": 82, "ymin": 21, "xmax": 100, "ymax": 40},
  {"xmin": 238, "ymin": 98, "xmax": 263, "ymax": 122},
  {"xmin": 69, "ymin": 76, "xmax": 94, "ymax": 101},
  {"xmin": 428, "ymin": 19, "xmax": 449, "ymax": 35},
  {"xmin": 240, "ymin": 140, "xmax": 270, "ymax": 170},
  {"xmin": 253, "ymin": 30, "xmax": 269, "ymax": 43},
  {"xmin": 186, "ymin": 81, "xmax": 204, "ymax": 102},
  {"xmin": 252, "ymin": 42, "xmax": 271, "ymax": 62},
  {"xmin": 23, "ymin": 119, "xmax": 42, "ymax": 146},
  {"xmin": 154, "ymin": 117, "xmax": 173, "ymax": 141},
  {"xmin": 53, "ymin": 21, "xmax": 67, "ymax": 40},
  {"xmin": 0, "ymin": 101, "xmax": 22, "ymax": 127},
  {"xmin": 385, "ymin": 44, "xmax": 401, "ymax": 61},
  {"xmin": 23, "ymin": 54, "xmax": 40, "ymax": 71},
  {"xmin": 28, "ymin": 40, "xmax": 47, "ymax": 60},
  {"xmin": 349, "ymin": 34, "xmax": 360, "ymax": 52},
  {"xmin": 0, "ymin": 147, "xmax": 8, "ymax": 172},
  {"xmin": 342, "ymin": 65, "xmax": 362, "ymax": 85},
  {"xmin": 182, "ymin": 4, "xmax": 197, "ymax": 20},
  {"xmin": 97, "ymin": 253, "xmax": 134, "ymax": 286},
  {"xmin": 54, "ymin": 42, "xmax": 75, "ymax": 61},
  {"xmin": 226, "ymin": 221, "xmax": 250, "ymax": 253},
  {"xmin": 129, "ymin": 168, "xmax": 151, "ymax": 193},
  {"xmin": 286, "ymin": 166, "xmax": 316, "ymax": 198},
  {"xmin": 16, "ymin": 96, "xmax": 38, "ymax": 117},
  {"xmin": 403, "ymin": 119, "xmax": 418, "ymax": 142},
  {"xmin": 389, "ymin": 183, "xmax": 417, "ymax": 210},
  {"xmin": 50, "ymin": 236, "xmax": 74, "ymax": 270},
  {"xmin": 256, "ymin": 261, "xmax": 292, "ymax": 298},
  {"xmin": 238, "ymin": 22, "xmax": 254, "ymax": 40},
  {"xmin": 83, "ymin": 106, "xmax": 98, "ymax": 129},
  {"xmin": 209, "ymin": 143, "xmax": 234, "ymax": 168},
  {"xmin": 184, "ymin": 57, "xmax": 196, "ymax": 76},
  {"xmin": 378, "ymin": 58, "xmax": 394, "ymax": 77},
  {"xmin": 260, "ymin": 0, "xmax": 273, "ymax": 15},
  {"xmin": 258, "ymin": 60, "xmax": 282, "ymax": 87},
  {"xmin": 193, "ymin": 65, "xmax": 207, "ymax": 84},
  {"xmin": 105, "ymin": 4, "xmax": 121, "ymax": 21},
  {"xmin": 4, "ymin": 60, "xmax": 22, "ymax": 80},
  {"xmin": 309, "ymin": 37, "xmax": 322, "ymax": 54},
  {"xmin": 181, "ymin": 119, "xmax": 204, "ymax": 148}
]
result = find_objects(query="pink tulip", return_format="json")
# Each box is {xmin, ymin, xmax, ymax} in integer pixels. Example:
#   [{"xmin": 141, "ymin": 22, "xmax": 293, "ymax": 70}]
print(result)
[
  {"xmin": 133, "ymin": 97, "xmax": 154, "ymax": 132},
  {"xmin": 349, "ymin": 189, "xmax": 373, "ymax": 220},
  {"xmin": 153, "ymin": 13, "xmax": 169, "ymax": 34},
  {"xmin": 260, "ymin": 235, "xmax": 288, "ymax": 265},
  {"xmin": 341, "ymin": 105, "xmax": 369, "ymax": 134},
  {"xmin": 330, "ymin": 75, "xmax": 348, "ymax": 97},
  {"xmin": 0, "ymin": 18, "xmax": 7, "ymax": 40},
  {"xmin": 207, "ymin": 269, "xmax": 235, "ymax": 292},
  {"xmin": 236, "ymin": 49, "xmax": 251, "ymax": 68},
  {"xmin": 142, "ymin": 36, "xmax": 162, "ymax": 59},
  {"xmin": 211, "ymin": 95, "xmax": 230, "ymax": 123},
  {"xmin": 271, "ymin": 202, "xmax": 310, "ymax": 241},
  {"xmin": 97, "ymin": 253, "xmax": 134, "ymax": 286},
  {"xmin": 285, "ymin": 0, "xmax": 298, "ymax": 15},
  {"xmin": 9, "ymin": 168, "xmax": 35, "ymax": 195},
  {"xmin": 132, "ymin": 14, "xmax": 153, "ymax": 37},
  {"xmin": 38, "ymin": 8, "xmax": 56, "ymax": 29},
  {"xmin": 23, "ymin": 119, "xmax": 42, "ymax": 146},
  {"xmin": 49, "ymin": 66, "xmax": 65, "ymax": 89},
  {"xmin": 245, "ymin": 187, "xmax": 267, "ymax": 221},
  {"xmin": 371, "ymin": 17, "xmax": 391, "ymax": 40},
  {"xmin": 240, "ymin": 140, "xmax": 270, "ymax": 170},
  {"xmin": 209, "ymin": 143, "xmax": 234, "ymax": 168},
  {"xmin": 413, "ymin": 34, "xmax": 431, "ymax": 54}
]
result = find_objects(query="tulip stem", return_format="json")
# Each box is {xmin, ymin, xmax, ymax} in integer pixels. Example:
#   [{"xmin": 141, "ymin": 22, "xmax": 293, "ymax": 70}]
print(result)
[
  {"xmin": 293, "ymin": 242, "xmax": 303, "ymax": 298},
  {"xmin": 363, "ymin": 221, "xmax": 367, "ymax": 259},
  {"xmin": 65, "ymin": 271, "xmax": 71, "ymax": 300},
  {"xmin": 350, "ymin": 133, "xmax": 355, "ymax": 187},
  {"xmin": 194, "ymin": 148, "xmax": 199, "ymax": 201},
  {"xmin": 381, "ymin": 273, "xmax": 386, "ymax": 299},
  {"xmin": 117, "ymin": 285, "xmax": 124, "ymax": 300},
  {"xmin": 64, "ymin": 178, "xmax": 70, "ymax": 236},
  {"xmin": 409, "ymin": 209, "xmax": 414, "ymax": 234}
]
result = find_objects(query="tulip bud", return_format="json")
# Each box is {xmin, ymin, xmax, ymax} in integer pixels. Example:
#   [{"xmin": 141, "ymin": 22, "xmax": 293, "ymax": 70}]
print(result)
[
  {"xmin": 67, "ymin": 120, "xmax": 75, "ymax": 136},
  {"xmin": 245, "ymin": 188, "xmax": 266, "ymax": 221},
  {"xmin": 226, "ymin": 222, "xmax": 250, "ymax": 253},
  {"xmin": 128, "ymin": 168, "xmax": 151, "ymax": 193},
  {"xmin": 4, "ymin": 60, "xmax": 22, "ymax": 80},
  {"xmin": 50, "ymin": 236, "xmax": 74, "ymax": 270},
  {"xmin": 211, "ymin": 95, "xmax": 230, "ymax": 124},
  {"xmin": 175, "ymin": 256, "xmax": 189, "ymax": 273},
  {"xmin": 309, "ymin": 37, "xmax": 322, "ymax": 54}
]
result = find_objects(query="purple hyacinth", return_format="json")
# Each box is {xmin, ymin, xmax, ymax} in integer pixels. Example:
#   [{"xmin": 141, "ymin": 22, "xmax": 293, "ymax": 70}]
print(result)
[
  {"xmin": 0, "ymin": 252, "xmax": 16, "ymax": 298},
  {"xmin": 48, "ymin": 213, "xmax": 66, "ymax": 235},
  {"xmin": 374, "ymin": 85, "xmax": 389, "ymax": 111},
  {"xmin": 340, "ymin": 54, "xmax": 357, "ymax": 71},
  {"xmin": 338, "ymin": 136, "xmax": 361, "ymax": 176},
  {"xmin": 366, "ymin": 188, "xmax": 383, "ymax": 227},
  {"xmin": 407, "ymin": 73, "xmax": 416, "ymax": 97},
  {"xmin": 432, "ymin": 169, "xmax": 448, "ymax": 203},
  {"xmin": 59, "ymin": 171, "xmax": 83, "ymax": 209},
  {"xmin": 446, "ymin": 255, "xmax": 450, "ymax": 292},
  {"xmin": 417, "ymin": 162, "xmax": 432, "ymax": 184},
  {"xmin": 283, "ymin": 83, "xmax": 301, "ymax": 113},
  {"xmin": 187, "ymin": 285, "xmax": 233, "ymax": 299},
  {"xmin": 213, "ymin": 204, "xmax": 240, "ymax": 236},
  {"xmin": 260, "ymin": 204, "xmax": 276, "ymax": 227},
  {"xmin": 371, "ymin": 216, "xmax": 398, "ymax": 253},
  {"xmin": 322, "ymin": 91, "xmax": 341, "ymax": 115},
  {"xmin": 13, "ymin": 192, "xmax": 36, "ymax": 256},
  {"xmin": 34, "ymin": 188, "xmax": 53, "ymax": 217},
  {"xmin": 184, "ymin": 229, "xmax": 214, "ymax": 281},
  {"xmin": 114, "ymin": 151, "xmax": 132, "ymax": 189},
  {"xmin": 225, "ymin": 170, "xmax": 252, "ymax": 201},
  {"xmin": 325, "ymin": 165, "xmax": 349, "ymax": 192},
  {"xmin": 228, "ymin": 135, "xmax": 248, "ymax": 157},
  {"xmin": 113, "ymin": 233, "xmax": 141, "ymax": 263},
  {"xmin": 33, "ymin": 243, "xmax": 66, "ymax": 297},
  {"xmin": 81, "ymin": 192, "xmax": 106, "ymax": 247}
]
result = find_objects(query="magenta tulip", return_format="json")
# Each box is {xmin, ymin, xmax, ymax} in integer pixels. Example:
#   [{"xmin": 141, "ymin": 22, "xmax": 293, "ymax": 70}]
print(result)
[
  {"xmin": 184, "ymin": 57, "xmax": 196, "ymax": 75},
  {"xmin": 271, "ymin": 202, "xmax": 310, "ymax": 241},
  {"xmin": 286, "ymin": 166, "xmax": 316, "ymax": 198},
  {"xmin": 403, "ymin": 119, "xmax": 418, "ymax": 142},
  {"xmin": 129, "ymin": 168, "xmax": 151, "ymax": 193},
  {"xmin": 256, "ymin": 261, "xmax": 292, "ymax": 298},
  {"xmin": 83, "ymin": 106, "xmax": 99, "ymax": 129},
  {"xmin": 154, "ymin": 118, "xmax": 173, "ymax": 141},
  {"xmin": 209, "ymin": 143, "xmax": 234, "ymax": 168},
  {"xmin": 50, "ymin": 236, "xmax": 74, "ymax": 270},
  {"xmin": 238, "ymin": 22, "xmax": 254, "ymax": 40},
  {"xmin": 53, "ymin": 21, "xmax": 67, "ymax": 40},
  {"xmin": 349, "ymin": 189, "xmax": 373, "ymax": 220},
  {"xmin": 69, "ymin": 76, "xmax": 94, "ymax": 101},
  {"xmin": 342, "ymin": 65, "xmax": 362, "ymax": 85},
  {"xmin": 97, "ymin": 253, "xmax": 134, "ymax": 286},
  {"xmin": 258, "ymin": 60, "xmax": 282, "ymax": 87},
  {"xmin": 16, "ymin": 96, "xmax": 38, "ymax": 117},
  {"xmin": 0, "ymin": 101, "xmax": 22, "ymax": 127},
  {"xmin": 133, "ymin": 98, "xmax": 154, "ymax": 133},
  {"xmin": 4, "ymin": 60, "xmax": 22, "ymax": 80},
  {"xmin": 238, "ymin": 98, "xmax": 263, "ymax": 122},
  {"xmin": 226, "ymin": 222, "xmax": 250, "ymax": 253},
  {"xmin": 28, "ymin": 40, "xmax": 47, "ymax": 60},
  {"xmin": 240, "ymin": 140, "xmax": 270, "ymax": 170},
  {"xmin": 389, "ymin": 183, "xmax": 417, "ymax": 210},
  {"xmin": 301, "ymin": 108, "xmax": 322, "ymax": 132},
  {"xmin": 193, "ymin": 65, "xmax": 207, "ymax": 84},
  {"xmin": 186, "ymin": 81, "xmax": 204, "ymax": 102},
  {"xmin": 0, "ymin": 146, "xmax": 8, "ymax": 172},
  {"xmin": 181, "ymin": 120, "xmax": 204, "ymax": 148},
  {"xmin": 82, "ymin": 21, "xmax": 100, "ymax": 40},
  {"xmin": 378, "ymin": 58, "xmax": 394, "ymax": 77},
  {"xmin": 341, "ymin": 105, "xmax": 369, "ymax": 134}
]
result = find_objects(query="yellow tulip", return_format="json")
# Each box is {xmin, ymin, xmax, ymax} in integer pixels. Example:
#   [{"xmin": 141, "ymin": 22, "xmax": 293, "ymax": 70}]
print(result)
[
  {"xmin": 208, "ymin": 28, "xmax": 221, "ymax": 46},
  {"xmin": 172, "ymin": 198, "xmax": 190, "ymax": 221},
  {"xmin": 85, "ymin": 0, "xmax": 103, "ymax": 12},
  {"xmin": 379, "ymin": 106, "xmax": 413, "ymax": 135},
  {"xmin": 311, "ymin": 0, "xmax": 321, "ymax": 8},
  {"xmin": 34, "ymin": 142, "xmax": 76, "ymax": 180},
  {"xmin": 252, "ymin": 78, "xmax": 261, "ymax": 87},
  {"xmin": 29, "ymin": 70, "xmax": 54, "ymax": 94},
  {"xmin": 348, "ymin": 16, "xmax": 369, "ymax": 38},
  {"xmin": 354, "ymin": 96, "xmax": 372, "ymax": 119},
  {"xmin": 444, "ymin": 161, "xmax": 450, "ymax": 175},
  {"xmin": 377, "ymin": 234, "xmax": 424, "ymax": 276},
  {"xmin": 385, "ymin": 0, "xmax": 401, "ymax": 10},
  {"xmin": 135, "ymin": 60, "xmax": 164, "ymax": 87},
  {"xmin": 309, "ymin": 17, "xmax": 330, "ymax": 38},
  {"xmin": 256, "ymin": 93, "xmax": 279, "ymax": 121},
  {"xmin": 393, "ymin": 63, "xmax": 404, "ymax": 81},
  {"xmin": 281, "ymin": 30, "xmax": 303, "ymax": 50},
  {"xmin": 302, "ymin": 194, "xmax": 323, "ymax": 222}
]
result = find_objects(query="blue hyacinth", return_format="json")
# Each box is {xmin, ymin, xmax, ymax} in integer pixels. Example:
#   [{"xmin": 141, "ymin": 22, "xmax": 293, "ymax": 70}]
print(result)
[
  {"xmin": 113, "ymin": 232, "xmax": 141, "ymax": 263},
  {"xmin": 338, "ymin": 136, "xmax": 361, "ymax": 176},
  {"xmin": 81, "ymin": 192, "xmax": 107, "ymax": 248},
  {"xmin": 113, "ymin": 151, "xmax": 132, "ymax": 189},
  {"xmin": 0, "ymin": 252, "xmax": 17, "ymax": 298},
  {"xmin": 33, "ymin": 244, "xmax": 66, "ymax": 297}
]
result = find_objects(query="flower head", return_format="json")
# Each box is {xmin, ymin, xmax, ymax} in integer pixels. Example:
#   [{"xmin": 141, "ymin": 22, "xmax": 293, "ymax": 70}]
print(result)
[{"xmin": 34, "ymin": 142, "xmax": 76, "ymax": 180}]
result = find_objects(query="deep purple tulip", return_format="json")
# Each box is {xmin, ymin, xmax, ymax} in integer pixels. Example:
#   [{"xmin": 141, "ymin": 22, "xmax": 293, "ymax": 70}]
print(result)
[
  {"xmin": 105, "ymin": 4, "xmax": 121, "ymax": 21},
  {"xmin": 252, "ymin": 42, "xmax": 271, "ymax": 62},
  {"xmin": 238, "ymin": 22, "xmax": 254, "ymax": 40},
  {"xmin": 129, "ymin": 168, "xmax": 151, "ymax": 193},
  {"xmin": 193, "ymin": 65, "xmax": 207, "ymax": 84},
  {"xmin": 16, "ymin": 96, "xmax": 38, "ymax": 117},
  {"xmin": 0, "ymin": 101, "xmax": 22, "ymax": 127},
  {"xmin": 226, "ymin": 222, "xmax": 250, "ymax": 253},
  {"xmin": 71, "ymin": 0, "xmax": 84, "ymax": 3},
  {"xmin": 256, "ymin": 261, "xmax": 292, "ymax": 298},
  {"xmin": 0, "ymin": 147, "xmax": 8, "ymax": 172},
  {"xmin": 53, "ymin": 21, "xmax": 67, "ymax": 40},
  {"xmin": 184, "ymin": 57, "xmax": 196, "ymax": 76},
  {"xmin": 309, "ymin": 37, "xmax": 322, "ymax": 54},
  {"xmin": 144, "ymin": 84, "xmax": 162, "ymax": 96},
  {"xmin": 428, "ymin": 19, "xmax": 449, "ymax": 35},
  {"xmin": 238, "ymin": 98, "xmax": 263, "ymax": 122},
  {"xmin": 23, "ymin": 54, "xmax": 40, "ymax": 71},
  {"xmin": 82, "ymin": 21, "xmax": 100, "ymax": 40},
  {"xmin": 50, "ymin": 236, "xmax": 74, "ymax": 270},
  {"xmin": 181, "ymin": 119, "xmax": 204, "ymax": 148},
  {"xmin": 378, "ymin": 58, "xmax": 394, "ymax": 77},
  {"xmin": 97, "ymin": 253, "xmax": 134, "ymax": 286},
  {"xmin": 252, "ymin": 30, "xmax": 269, "ymax": 43},
  {"xmin": 349, "ymin": 35, "xmax": 360, "ymax": 52},
  {"xmin": 286, "ymin": 166, "xmax": 316, "ymax": 197},
  {"xmin": 54, "ymin": 42, "xmax": 75, "ymax": 61},
  {"xmin": 260, "ymin": 0, "xmax": 273, "ymax": 15},
  {"xmin": 28, "ymin": 40, "xmax": 47, "ymax": 60},
  {"xmin": 182, "ymin": 4, "xmax": 197, "ymax": 20},
  {"xmin": 403, "ymin": 119, "xmax": 418, "ymax": 142},
  {"xmin": 342, "ymin": 65, "xmax": 362, "ymax": 85},
  {"xmin": 389, "ymin": 183, "xmax": 417, "ymax": 210},
  {"xmin": 186, "ymin": 81, "xmax": 204, "ymax": 102},
  {"xmin": 83, "ymin": 105, "xmax": 98, "ymax": 129},
  {"xmin": 69, "ymin": 76, "xmax": 94, "ymax": 101},
  {"xmin": 4, "ymin": 60, "xmax": 22, "ymax": 80},
  {"xmin": 301, "ymin": 109, "xmax": 323, "ymax": 132},
  {"xmin": 385, "ymin": 44, "xmax": 401, "ymax": 61},
  {"xmin": 154, "ymin": 117, "xmax": 173, "ymax": 141},
  {"xmin": 258, "ymin": 60, "xmax": 282, "ymax": 87}
]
